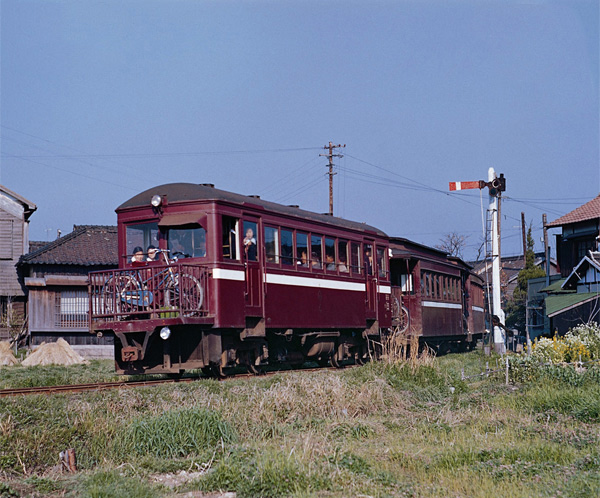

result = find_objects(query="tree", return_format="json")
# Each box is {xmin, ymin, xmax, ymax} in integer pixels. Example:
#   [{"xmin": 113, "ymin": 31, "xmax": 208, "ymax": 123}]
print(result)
[
  {"xmin": 436, "ymin": 232, "xmax": 468, "ymax": 259},
  {"xmin": 505, "ymin": 225, "xmax": 546, "ymax": 332}
]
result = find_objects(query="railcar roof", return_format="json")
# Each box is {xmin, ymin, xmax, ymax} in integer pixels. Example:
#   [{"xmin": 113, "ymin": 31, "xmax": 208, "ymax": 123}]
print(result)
[{"xmin": 118, "ymin": 183, "xmax": 387, "ymax": 237}]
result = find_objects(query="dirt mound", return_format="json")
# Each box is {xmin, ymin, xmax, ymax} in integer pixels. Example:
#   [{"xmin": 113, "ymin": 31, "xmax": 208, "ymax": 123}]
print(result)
[
  {"xmin": 22, "ymin": 338, "xmax": 89, "ymax": 367},
  {"xmin": 0, "ymin": 341, "xmax": 18, "ymax": 366}
]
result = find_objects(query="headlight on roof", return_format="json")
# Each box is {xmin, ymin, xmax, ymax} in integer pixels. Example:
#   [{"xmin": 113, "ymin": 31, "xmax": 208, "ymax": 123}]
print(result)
[{"xmin": 151, "ymin": 194, "xmax": 162, "ymax": 207}]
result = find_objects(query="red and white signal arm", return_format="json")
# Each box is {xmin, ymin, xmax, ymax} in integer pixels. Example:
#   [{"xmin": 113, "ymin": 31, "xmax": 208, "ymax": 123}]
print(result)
[{"xmin": 448, "ymin": 181, "xmax": 483, "ymax": 191}]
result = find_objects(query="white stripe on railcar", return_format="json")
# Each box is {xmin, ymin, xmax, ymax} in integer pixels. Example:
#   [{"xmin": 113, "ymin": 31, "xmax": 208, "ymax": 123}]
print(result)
[
  {"xmin": 265, "ymin": 273, "xmax": 366, "ymax": 292},
  {"xmin": 212, "ymin": 268, "xmax": 245, "ymax": 281},
  {"xmin": 212, "ymin": 268, "xmax": 386, "ymax": 293},
  {"xmin": 472, "ymin": 306, "xmax": 485, "ymax": 313},
  {"xmin": 422, "ymin": 301, "xmax": 462, "ymax": 310}
]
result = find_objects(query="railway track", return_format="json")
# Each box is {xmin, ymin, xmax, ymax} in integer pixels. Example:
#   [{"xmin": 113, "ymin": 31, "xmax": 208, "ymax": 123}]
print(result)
[{"xmin": 0, "ymin": 365, "xmax": 351, "ymax": 398}]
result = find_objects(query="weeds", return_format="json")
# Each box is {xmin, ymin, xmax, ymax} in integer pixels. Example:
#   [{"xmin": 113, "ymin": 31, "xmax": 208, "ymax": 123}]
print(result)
[{"xmin": 1, "ymin": 351, "xmax": 599, "ymax": 497}]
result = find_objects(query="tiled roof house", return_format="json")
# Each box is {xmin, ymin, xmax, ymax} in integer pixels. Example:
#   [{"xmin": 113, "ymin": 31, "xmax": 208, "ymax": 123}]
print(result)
[
  {"xmin": 19, "ymin": 225, "xmax": 118, "ymax": 347},
  {"xmin": 530, "ymin": 195, "xmax": 600, "ymax": 336},
  {"xmin": 547, "ymin": 194, "xmax": 600, "ymax": 277}
]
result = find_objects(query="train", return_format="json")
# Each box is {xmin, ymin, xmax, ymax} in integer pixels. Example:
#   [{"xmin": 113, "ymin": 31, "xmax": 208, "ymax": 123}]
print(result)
[{"xmin": 88, "ymin": 183, "xmax": 485, "ymax": 375}]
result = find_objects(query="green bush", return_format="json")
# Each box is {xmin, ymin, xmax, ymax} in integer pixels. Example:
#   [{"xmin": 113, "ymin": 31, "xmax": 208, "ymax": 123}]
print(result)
[
  {"xmin": 193, "ymin": 449, "xmax": 331, "ymax": 498},
  {"xmin": 115, "ymin": 407, "xmax": 236, "ymax": 459}
]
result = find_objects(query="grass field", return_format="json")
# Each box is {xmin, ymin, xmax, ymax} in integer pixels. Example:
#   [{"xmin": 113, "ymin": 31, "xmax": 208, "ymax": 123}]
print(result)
[{"xmin": 1, "ymin": 351, "xmax": 599, "ymax": 497}]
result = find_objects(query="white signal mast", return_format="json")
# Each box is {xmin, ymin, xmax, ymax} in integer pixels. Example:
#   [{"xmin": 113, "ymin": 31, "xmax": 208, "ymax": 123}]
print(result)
[{"xmin": 449, "ymin": 168, "xmax": 506, "ymax": 353}]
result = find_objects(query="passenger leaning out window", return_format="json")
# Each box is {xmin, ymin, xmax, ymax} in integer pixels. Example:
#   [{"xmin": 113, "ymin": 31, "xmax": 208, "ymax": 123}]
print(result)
[{"xmin": 244, "ymin": 228, "xmax": 257, "ymax": 261}]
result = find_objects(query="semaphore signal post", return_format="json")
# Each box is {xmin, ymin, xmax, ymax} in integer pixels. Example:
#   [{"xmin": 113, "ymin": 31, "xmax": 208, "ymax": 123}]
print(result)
[{"xmin": 449, "ymin": 168, "xmax": 506, "ymax": 353}]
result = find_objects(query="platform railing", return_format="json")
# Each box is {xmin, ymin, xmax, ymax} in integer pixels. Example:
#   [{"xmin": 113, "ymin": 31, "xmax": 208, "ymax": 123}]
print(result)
[{"xmin": 89, "ymin": 263, "xmax": 209, "ymax": 323}]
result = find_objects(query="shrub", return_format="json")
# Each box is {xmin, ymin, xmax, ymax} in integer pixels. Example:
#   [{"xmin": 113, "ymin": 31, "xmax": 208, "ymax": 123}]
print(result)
[
  {"xmin": 570, "ymin": 322, "xmax": 600, "ymax": 359},
  {"xmin": 114, "ymin": 407, "xmax": 236, "ymax": 460}
]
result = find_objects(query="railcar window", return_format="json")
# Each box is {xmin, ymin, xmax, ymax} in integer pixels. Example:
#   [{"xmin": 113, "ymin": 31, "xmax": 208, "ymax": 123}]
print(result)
[
  {"xmin": 243, "ymin": 221, "xmax": 258, "ymax": 261},
  {"xmin": 324, "ymin": 237, "xmax": 336, "ymax": 271},
  {"xmin": 338, "ymin": 240, "xmax": 349, "ymax": 272},
  {"xmin": 167, "ymin": 226, "xmax": 206, "ymax": 258},
  {"xmin": 296, "ymin": 232, "xmax": 308, "ymax": 268},
  {"xmin": 126, "ymin": 222, "xmax": 159, "ymax": 263},
  {"xmin": 311, "ymin": 235, "xmax": 323, "ymax": 269},
  {"xmin": 222, "ymin": 216, "xmax": 239, "ymax": 260},
  {"xmin": 350, "ymin": 242, "xmax": 361, "ymax": 274},
  {"xmin": 281, "ymin": 229, "xmax": 293, "ymax": 265},
  {"xmin": 376, "ymin": 247, "xmax": 387, "ymax": 279},
  {"xmin": 364, "ymin": 244, "xmax": 374, "ymax": 275},
  {"xmin": 265, "ymin": 226, "xmax": 279, "ymax": 264},
  {"xmin": 400, "ymin": 274, "xmax": 413, "ymax": 293}
]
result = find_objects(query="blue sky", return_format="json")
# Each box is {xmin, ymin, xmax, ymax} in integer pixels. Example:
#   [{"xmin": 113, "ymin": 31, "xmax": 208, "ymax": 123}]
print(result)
[{"xmin": 1, "ymin": 0, "xmax": 598, "ymax": 260}]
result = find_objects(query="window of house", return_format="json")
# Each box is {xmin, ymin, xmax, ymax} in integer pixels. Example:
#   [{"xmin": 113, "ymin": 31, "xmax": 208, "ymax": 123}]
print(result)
[
  {"xmin": 167, "ymin": 226, "xmax": 206, "ymax": 258},
  {"xmin": 55, "ymin": 290, "xmax": 88, "ymax": 328},
  {"xmin": 0, "ymin": 220, "xmax": 13, "ymax": 260},
  {"xmin": 265, "ymin": 226, "xmax": 279, "ymax": 264},
  {"xmin": 222, "ymin": 216, "xmax": 239, "ymax": 260},
  {"xmin": 281, "ymin": 229, "xmax": 293, "ymax": 265},
  {"xmin": 296, "ymin": 232, "xmax": 308, "ymax": 268}
]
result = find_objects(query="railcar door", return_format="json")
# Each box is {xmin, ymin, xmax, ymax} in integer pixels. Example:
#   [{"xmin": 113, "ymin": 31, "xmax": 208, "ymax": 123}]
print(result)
[
  {"xmin": 364, "ymin": 241, "xmax": 377, "ymax": 319},
  {"xmin": 242, "ymin": 218, "xmax": 263, "ymax": 316}
]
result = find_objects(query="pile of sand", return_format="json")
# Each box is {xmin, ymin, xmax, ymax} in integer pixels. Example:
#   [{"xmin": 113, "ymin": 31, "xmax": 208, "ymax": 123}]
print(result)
[
  {"xmin": 22, "ymin": 338, "xmax": 89, "ymax": 367},
  {"xmin": 0, "ymin": 341, "xmax": 18, "ymax": 366}
]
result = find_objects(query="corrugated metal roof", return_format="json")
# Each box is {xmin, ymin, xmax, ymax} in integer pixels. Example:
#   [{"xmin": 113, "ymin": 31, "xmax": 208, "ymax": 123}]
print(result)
[
  {"xmin": 118, "ymin": 183, "xmax": 387, "ymax": 237},
  {"xmin": 546, "ymin": 292, "xmax": 599, "ymax": 317},
  {"xmin": 547, "ymin": 194, "xmax": 600, "ymax": 228},
  {"xmin": 20, "ymin": 225, "xmax": 118, "ymax": 266}
]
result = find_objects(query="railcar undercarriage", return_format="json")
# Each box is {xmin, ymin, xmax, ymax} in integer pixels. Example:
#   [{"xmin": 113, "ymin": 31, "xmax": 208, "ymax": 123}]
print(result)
[{"xmin": 111, "ymin": 324, "xmax": 382, "ymax": 376}]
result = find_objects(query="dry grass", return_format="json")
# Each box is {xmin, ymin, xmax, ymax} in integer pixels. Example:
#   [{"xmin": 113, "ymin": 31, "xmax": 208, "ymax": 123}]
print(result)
[{"xmin": 1, "ymin": 352, "xmax": 599, "ymax": 497}]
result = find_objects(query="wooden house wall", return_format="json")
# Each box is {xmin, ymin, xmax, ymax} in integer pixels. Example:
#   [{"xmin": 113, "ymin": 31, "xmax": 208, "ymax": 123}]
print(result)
[
  {"xmin": 551, "ymin": 298, "xmax": 600, "ymax": 336},
  {"xmin": 0, "ymin": 195, "xmax": 27, "ymax": 297}
]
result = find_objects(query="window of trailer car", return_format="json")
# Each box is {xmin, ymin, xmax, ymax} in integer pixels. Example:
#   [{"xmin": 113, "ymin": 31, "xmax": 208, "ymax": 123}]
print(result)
[
  {"xmin": 167, "ymin": 225, "xmax": 206, "ymax": 258},
  {"xmin": 126, "ymin": 222, "xmax": 159, "ymax": 263}
]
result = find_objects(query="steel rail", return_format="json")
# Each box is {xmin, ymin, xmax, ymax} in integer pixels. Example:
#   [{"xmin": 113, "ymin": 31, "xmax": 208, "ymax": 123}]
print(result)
[
  {"xmin": 0, "ymin": 365, "xmax": 354, "ymax": 398},
  {"xmin": 0, "ymin": 377, "xmax": 196, "ymax": 398}
]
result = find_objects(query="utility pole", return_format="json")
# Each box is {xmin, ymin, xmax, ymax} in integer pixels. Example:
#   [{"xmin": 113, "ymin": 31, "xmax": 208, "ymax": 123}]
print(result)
[
  {"xmin": 521, "ymin": 212, "xmax": 527, "ymax": 260},
  {"xmin": 543, "ymin": 213, "xmax": 550, "ymax": 287},
  {"xmin": 320, "ymin": 142, "xmax": 345, "ymax": 215}
]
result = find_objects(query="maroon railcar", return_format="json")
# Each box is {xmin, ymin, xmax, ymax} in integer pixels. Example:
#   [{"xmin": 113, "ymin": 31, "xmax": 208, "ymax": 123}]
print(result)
[
  {"xmin": 389, "ymin": 237, "xmax": 485, "ymax": 352},
  {"xmin": 89, "ymin": 183, "xmax": 391, "ymax": 375}
]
